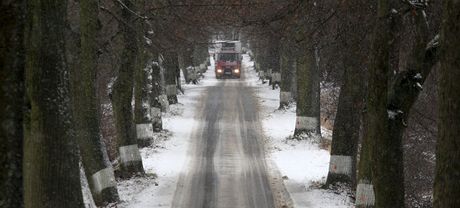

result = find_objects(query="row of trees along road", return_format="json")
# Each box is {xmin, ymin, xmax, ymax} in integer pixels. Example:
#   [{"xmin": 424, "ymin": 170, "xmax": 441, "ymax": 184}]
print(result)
[
  {"xmin": 0, "ymin": 0, "xmax": 215, "ymax": 207},
  {"xmin": 1, "ymin": 0, "xmax": 459, "ymax": 207},
  {"xmin": 243, "ymin": 0, "xmax": 459, "ymax": 207}
]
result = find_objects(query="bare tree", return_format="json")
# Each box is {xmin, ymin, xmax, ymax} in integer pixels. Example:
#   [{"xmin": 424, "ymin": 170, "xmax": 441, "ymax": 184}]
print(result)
[
  {"xmin": 434, "ymin": 1, "xmax": 460, "ymax": 207},
  {"xmin": 112, "ymin": 0, "xmax": 145, "ymax": 178},
  {"xmin": 0, "ymin": 1, "xmax": 25, "ymax": 207},
  {"xmin": 76, "ymin": 0, "xmax": 119, "ymax": 204},
  {"xmin": 325, "ymin": 0, "xmax": 367, "ymax": 188},
  {"xmin": 24, "ymin": 0, "xmax": 84, "ymax": 207}
]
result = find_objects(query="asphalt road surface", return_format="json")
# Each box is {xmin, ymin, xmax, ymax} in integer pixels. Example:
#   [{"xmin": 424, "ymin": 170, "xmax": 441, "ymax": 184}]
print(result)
[{"xmin": 172, "ymin": 72, "xmax": 277, "ymax": 208}]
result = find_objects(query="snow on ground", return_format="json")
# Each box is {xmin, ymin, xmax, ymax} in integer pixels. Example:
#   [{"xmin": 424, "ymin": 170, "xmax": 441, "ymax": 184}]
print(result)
[
  {"xmin": 242, "ymin": 54, "xmax": 353, "ymax": 208},
  {"xmin": 85, "ymin": 54, "xmax": 351, "ymax": 208},
  {"xmin": 116, "ymin": 60, "xmax": 218, "ymax": 208}
]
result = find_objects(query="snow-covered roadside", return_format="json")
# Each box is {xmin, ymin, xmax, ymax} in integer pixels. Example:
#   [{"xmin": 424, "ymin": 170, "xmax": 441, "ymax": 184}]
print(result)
[
  {"xmin": 115, "ymin": 60, "xmax": 218, "ymax": 208},
  {"xmin": 242, "ymin": 54, "xmax": 353, "ymax": 208}
]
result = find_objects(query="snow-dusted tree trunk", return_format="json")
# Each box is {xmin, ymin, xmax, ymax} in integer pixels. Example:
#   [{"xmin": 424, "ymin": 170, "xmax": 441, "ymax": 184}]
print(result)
[
  {"xmin": 134, "ymin": 55, "xmax": 154, "ymax": 145},
  {"xmin": 356, "ymin": 0, "xmax": 401, "ymax": 207},
  {"xmin": 164, "ymin": 51, "xmax": 179, "ymax": 104},
  {"xmin": 260, "ymin": 47, "xmax": 271, "ymax": 83},
  {"xmin": 434, "ymin": 1, "xmax": 460, "ymax": 207},
  {"xmin": 150, "ymin": 55, "xmax": 163, "ymax": 132},
  {"xmin": 326, "ymin": 60, "xmax": 363, "ymax": 187},
  {"xmin": 178, "ymin": 51, "xmax": 190, "ymax": 84},
  {"xmin": 24, "ymin": 0, "xmax": 84, "ymax": 207},
  {"xmin": 294, "ymin": 47, "xmax": 321, "ymax": 138},
  {"xmin": 0, "ymin": 1, "xmax": 25, "ymax": 207},
  {"xmin": 268, "ymin": 39, "xmax": 281, "ymax": 89},
  {"xmin": 113, "ymin": 0, "xmax": 145, "ymax": 178},
  {"xmin": 134, "ymin": 2, "xmax": 155, "ymax": 147},
  {"xmin": 193, "ymin": 44, "xmax": 208, "ymax": 69},
  {"xmin": 75, "ymin": 0, "xmax": 119, "ymax": 205},
  {"xmin": 325, "ymin": 0, "xmax": 365, "ymax": 188},
  {"xmin": 356, "ymin": 3, "xmax": 439, "ymax": 207},
  {"xmin": 279, "ymin": 42, "xmax": 295, "ymax": 109},
  {"xmin": 183, "ymin": 47, "xmax": 195, "ymax": 84}
]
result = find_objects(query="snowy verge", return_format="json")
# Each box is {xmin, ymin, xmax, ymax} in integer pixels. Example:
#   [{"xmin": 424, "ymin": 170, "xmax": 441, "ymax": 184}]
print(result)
[
  {"xmin": 115, "ymin": 60, "xmax": 217, "ymax": 208},
  {"xmin": 242, "ymin": 54, "xmax": 353, "ymax": 208}
]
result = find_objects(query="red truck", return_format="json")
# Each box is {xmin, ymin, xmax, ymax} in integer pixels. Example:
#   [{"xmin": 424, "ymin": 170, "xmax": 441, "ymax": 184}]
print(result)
[
  {"xmin": 215, "ymin": 41, "xmax": 242, "ymax": 79},
  {"xmin": 215, "ymin": 51, "xmax": 241, "ymax": 79}
]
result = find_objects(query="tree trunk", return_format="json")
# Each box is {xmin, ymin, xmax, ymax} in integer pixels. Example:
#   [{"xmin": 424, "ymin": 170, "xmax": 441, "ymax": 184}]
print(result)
[
  {"xmin": 0, "ymin": 1, "xmax": 25, "ymax": 207},
  {"xmin": 178, "ymin": 51, "xmax": 189, "ymax": 84},
  {"xmin": 193, "ymin": 44, "xmax": 208, "ymax": 72},
  {"xmin": 74, "ymin": 0, "xmax": 120, "ymax": 205},
  {"xmin": 151, "ymin": 55, "xmax": 163, "ymax": 132},
  {"xmin": 294, "ymin": 47, "xmax": 320, "ymax": 138},
  {"xmin": 24, "ymin": 1, "xmax": 84, "ymax": 207},
  {"xmin": 325, "ymin": 0, "xmax": 365, "ymax": 188},
  {"xmin": 356, "ymin": 0, "xmax": 402, "ymax": 207},
  {"xmin": 260, "ymin": 47, "xmax": 270, "ymax": 83},
  {"xmin": 326, "ymin": 53, "xmax": 364, "ymax": 187},
  {"xmin": 279, "ymin": 42, "xmax": 294, "ymax": 109},
  {"xmin": 113, "ymin": 0, "xmax": 145, "ymax": 178},
  {"xmin": 134, "ymin": 3, "xmax": 154, "ymax": 147},
  {"xmin": 269, "ymin": 39, "xmax": 281, "ymax": 90},
  {"xmin": 313, "ymin": 47, "xmax": 321, "ymax": 135},
  {"xmin": 183, "ymin": 47, "xmax": 195, "ymax": 84},
  {"xmin": 291, "ymin": 60, "xmax": 297, "ymax": 101},
  {"xmin": 164, "ymin": 51, "xmax": 179, "ymax": 104},
  {"xmin": 134, "ymin": 52, "xmax": 153, "ymax": 146},
  {"xmin": 434, "ymin": 1, "xmax": 460, "ymax": 207}
]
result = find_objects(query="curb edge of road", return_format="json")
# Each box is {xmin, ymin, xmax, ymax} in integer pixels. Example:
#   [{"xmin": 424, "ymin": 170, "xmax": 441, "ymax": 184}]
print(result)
[{"xmin": 266, "ymin": 158, "xmax": 296, "ymax": 208}]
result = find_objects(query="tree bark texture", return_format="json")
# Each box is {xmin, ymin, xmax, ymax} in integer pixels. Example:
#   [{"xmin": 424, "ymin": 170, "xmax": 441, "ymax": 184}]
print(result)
[
  {"xmin": 113, "ymin": 0, "xmax": 145, "ymax": 178},
  {"xmin": 268, "ymin": 38, "xmax": 281, "ymax": 88},
  {"xmin": 134, "ymin": 17, "xmax": 155, "ymax": 147},
  {"xmin": 325, "ymin": 0, "xmax": 366, "ymax": 187},
  {"xmin": 134, "ymin": 54, "xmax": 151, "ymax": 125},
  {"xmin": 151, "ymin": 52, "xmax": 163, "ymax": 132},
  {"xmin": 178, "ymin": 51, "xmax": 189, "ymax": 84},
  {"xmin": 193, "ymin": 44, "xmax": 208, "ymax": 67},
  {"xmin": 434, "ymin": 1, "xmax": 460, "ymax": 207},
  {"xmin": 294, "ymin": 47, "xmax": 320, "ymax": 137},
  {"xmin": 164, "ymin": 51, "xmax": 179, "ymax": 104},
  {"xmin": 356, "ymin": 0, "xmax": 404, "ymax": 207},
  {"xmin": 77, "ymin": 0, "xmax": 119, "ymax": 205},
  {"xmin": 24, "ymin": 0, "xmax": 84, "ymax": 207},
  {"xmin": 0, "ymin": 1, "xmax": 25, "ymax": 207},
  {"xmin": 279, "ymin": 42, "xmax": 294, "ymax": 109}
]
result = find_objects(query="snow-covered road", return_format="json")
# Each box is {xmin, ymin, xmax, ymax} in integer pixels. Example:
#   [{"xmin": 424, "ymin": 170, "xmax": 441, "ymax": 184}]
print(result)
[
  {"xmin": 171, "ymin": 70, "xmax": 283, "ymax": 208},
  {"xmin": 114, "ymin": 54, "xmax": 352, "ymax": 208}
]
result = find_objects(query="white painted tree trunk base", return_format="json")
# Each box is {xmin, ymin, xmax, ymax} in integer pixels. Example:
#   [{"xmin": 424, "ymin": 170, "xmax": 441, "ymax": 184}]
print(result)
[
  {"xmin": 150, "ymin": 107, "xmax": 161, "ymax": 123},
  {"xmin": 199, "ymin": 63, "xmax": 206, "ymax": 73},
  {"xmin": 259, "ymin": 71, "xmax": 265, "ymax": 78},
  {"xmin": 272, "ymin": 72, "xmax": 281, "ymax": 82},
  {"xmin": 328, "ymin": 155, "xmax": 352, "ymax": 176},
  {"xmin": 280, "ymin": 91, "xmax": 292, "ymax": 104},
  {"xmin": 166, "ymin": 85, "xmax": 177, "ymax": 96},
  {"xmin": 119, "ymin": 145, "xmax": 142, "ymax": 165},
  {"xmin": 136, "ymin": 123, "xmax": 154, "ymax": 139},
  {"xmin": 295, "ymin": 116, "xmax": 318, "ymax": 132},
  {"xmin": 158, "ymin": 95, "xmax": 169, "ymax": 112},
  {"xmin": 90, "ymin": 167, "xmax": 117, "ymax": 193},
  {"xmin": 356, "ymin": 181, "xmax": 375, "ymax": 207}
]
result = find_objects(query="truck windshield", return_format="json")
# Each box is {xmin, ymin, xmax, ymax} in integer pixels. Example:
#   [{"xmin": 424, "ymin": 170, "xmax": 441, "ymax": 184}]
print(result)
[{"xmin": 218, "ymin": 53, "xmax": 237, "ymax": 61}]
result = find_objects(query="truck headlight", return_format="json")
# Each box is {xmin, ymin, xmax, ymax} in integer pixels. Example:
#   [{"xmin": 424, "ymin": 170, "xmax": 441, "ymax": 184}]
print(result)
[
  {"xmin": 217, "ymin": 69, "xmax": 223, "ymax": 73},
  {"xmin": 233, "ymin": 69, "xmax": 240, "ymax": 73}
]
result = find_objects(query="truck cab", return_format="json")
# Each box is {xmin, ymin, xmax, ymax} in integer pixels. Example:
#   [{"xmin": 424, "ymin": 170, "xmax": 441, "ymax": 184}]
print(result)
[{"xmin": 215, "ymin": 41, "xmax": 242, "ymax": 79}]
